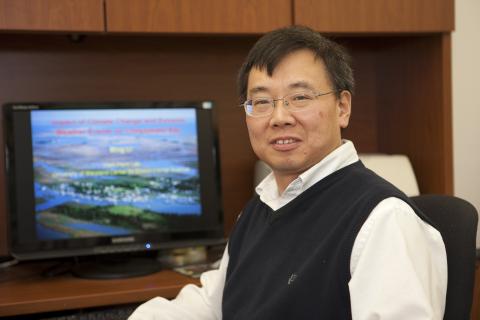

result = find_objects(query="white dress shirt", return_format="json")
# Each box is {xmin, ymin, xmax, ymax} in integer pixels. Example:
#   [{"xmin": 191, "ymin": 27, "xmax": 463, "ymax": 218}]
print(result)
[{"xmin": 129, "ymin": 140, "xmax": 447, "ymax": 320}]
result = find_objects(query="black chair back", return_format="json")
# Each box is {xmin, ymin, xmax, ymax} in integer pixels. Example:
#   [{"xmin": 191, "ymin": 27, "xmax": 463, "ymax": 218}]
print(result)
[{"xmin": 410, "ymin": 194, "xmax": 478, "ymax": 320}]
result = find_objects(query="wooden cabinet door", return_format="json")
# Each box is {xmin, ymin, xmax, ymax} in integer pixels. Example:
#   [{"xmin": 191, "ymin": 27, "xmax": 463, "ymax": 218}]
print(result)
[
  {"xmin": 0, "ymin": 0, "xmax": 104, "ymax": 32},
  {"xmin": 105, "ymin": 0, "xmax": 291, "ymax": 33},
  {"xmin": 294, "ymin": 0, "xmax": 454, "ymax": 33}
]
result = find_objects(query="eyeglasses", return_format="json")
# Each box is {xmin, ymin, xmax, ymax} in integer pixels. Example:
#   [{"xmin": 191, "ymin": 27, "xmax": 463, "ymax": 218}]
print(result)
[{"xmin": 241, "ymin": 90, "xmax": 336, "ymax": 117}]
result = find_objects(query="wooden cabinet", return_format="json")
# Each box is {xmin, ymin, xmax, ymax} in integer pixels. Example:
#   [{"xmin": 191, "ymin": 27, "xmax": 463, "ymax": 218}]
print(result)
[
  {"xmin": 0, "ymin": 0, "xmax": 461, "ymax": 316},
  {"xmin": 0, "ymin": 0, "xmax": 454, "ymax": 260},
  {"xmin": 105, "ymin": 0, "xmax": 291, "ymax": 33},
  {"xmin": 0, "ymin": 35, "xmax": 455, "ymax": 256},
  {"xmin": 0, "ymin": 0, "xmax": 455, "ymax": 35},
  {"xmin": 339, "ymin": 34, "xmax": 453, "ymax": 195},
  {"xmin": 0, "ymin": 0, "xmax": 292, "ymax": 34},
  {"xmin": 295, "ymin": 0, "xmax": 454, "ymax": 33},
  {"xmin": 0, "ymin": 0, "xmax": 104, "ymax": 32}
]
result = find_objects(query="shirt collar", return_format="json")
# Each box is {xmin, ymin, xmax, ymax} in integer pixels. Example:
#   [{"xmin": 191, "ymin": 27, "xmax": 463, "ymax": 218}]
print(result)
[{"xmin": 255, "ymin": 140, "xmax": 359, "ymax": 205}]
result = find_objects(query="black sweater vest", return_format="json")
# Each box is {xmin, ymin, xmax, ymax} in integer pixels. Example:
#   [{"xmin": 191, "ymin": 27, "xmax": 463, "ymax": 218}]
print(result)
[{"xmin": 222, "ymin": 161, "xmax": 429, "ymax": 320}]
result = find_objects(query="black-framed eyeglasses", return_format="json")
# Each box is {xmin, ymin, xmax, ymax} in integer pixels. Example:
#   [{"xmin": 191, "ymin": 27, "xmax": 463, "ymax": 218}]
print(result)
[{"xmin": 240, "ymin": 90, "xmax": 336, "ymax": 117}]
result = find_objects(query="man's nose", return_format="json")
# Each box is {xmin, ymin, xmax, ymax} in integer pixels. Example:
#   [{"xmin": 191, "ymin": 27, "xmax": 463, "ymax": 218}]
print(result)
[{"xmin": 270, "ymin": 99, "xmax": 295, "ymax": 127}]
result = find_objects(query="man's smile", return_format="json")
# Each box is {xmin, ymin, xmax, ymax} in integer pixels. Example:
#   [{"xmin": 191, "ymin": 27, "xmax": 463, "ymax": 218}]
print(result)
[{"xmin": 270, "ymin": 136, "xmax": 301, "ymax": 151}]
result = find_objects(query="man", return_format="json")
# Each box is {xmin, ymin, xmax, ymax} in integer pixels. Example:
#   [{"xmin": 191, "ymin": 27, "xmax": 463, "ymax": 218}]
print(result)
[{"xmin": 129, "ymin": 25, "xmax": 447, "ymax": 319}]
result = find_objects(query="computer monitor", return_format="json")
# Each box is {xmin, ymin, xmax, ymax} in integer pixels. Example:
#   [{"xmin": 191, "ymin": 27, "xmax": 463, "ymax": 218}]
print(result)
[{"xmin": 3, "ymin": 101, "xmax": 224, "ymax": 278}]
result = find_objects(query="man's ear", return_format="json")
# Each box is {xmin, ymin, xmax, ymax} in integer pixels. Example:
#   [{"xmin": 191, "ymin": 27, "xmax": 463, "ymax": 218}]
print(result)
[{"xmin": 337, "ymin": 90, "xmax": 351, "ymax": 129}]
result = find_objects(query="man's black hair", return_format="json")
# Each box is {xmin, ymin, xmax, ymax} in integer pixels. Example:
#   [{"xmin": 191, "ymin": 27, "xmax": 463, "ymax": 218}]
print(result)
[{"xmin": 237, "ymin": 25, "xmax": 355, "ymax": 103}]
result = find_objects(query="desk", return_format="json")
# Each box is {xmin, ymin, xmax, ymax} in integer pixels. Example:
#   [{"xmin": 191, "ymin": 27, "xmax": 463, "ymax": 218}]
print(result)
[{"xmin": 0, "ymin": 261, "xmax": 200, "ymax": 317}]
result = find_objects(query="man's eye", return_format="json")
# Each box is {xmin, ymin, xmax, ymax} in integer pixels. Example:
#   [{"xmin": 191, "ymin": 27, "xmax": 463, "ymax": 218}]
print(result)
[
  {"xmin": 253, "ymin": 99, "xmax": 271, "ymax": 106},
  {"xmin": 291, "ymin": 94, "xmax": 313, "ymax": 101}
]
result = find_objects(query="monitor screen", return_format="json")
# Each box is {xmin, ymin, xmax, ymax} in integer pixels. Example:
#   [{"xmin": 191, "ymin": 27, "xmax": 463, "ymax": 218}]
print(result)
[{"xmin": 4, "ymin": 101, "xmax": 224, "ymax": 265}]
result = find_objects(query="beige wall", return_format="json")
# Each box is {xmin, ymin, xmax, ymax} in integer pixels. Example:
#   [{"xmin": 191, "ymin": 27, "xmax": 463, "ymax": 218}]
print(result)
[{"xmin": 452, "ymin": 0, "xmax": 480, "ymax": 246}]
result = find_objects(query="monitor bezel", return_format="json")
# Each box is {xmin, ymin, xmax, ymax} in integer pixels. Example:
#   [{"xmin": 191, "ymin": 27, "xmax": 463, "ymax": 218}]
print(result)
[{"xmin": 3, "ymin": 101, "xmax": 224, "ymax": 261}]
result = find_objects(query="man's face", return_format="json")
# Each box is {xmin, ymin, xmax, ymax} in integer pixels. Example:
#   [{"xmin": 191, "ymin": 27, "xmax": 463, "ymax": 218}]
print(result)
[{"xmin": 245, "ymin": 49, "xmax": 351, "ymax": 183}]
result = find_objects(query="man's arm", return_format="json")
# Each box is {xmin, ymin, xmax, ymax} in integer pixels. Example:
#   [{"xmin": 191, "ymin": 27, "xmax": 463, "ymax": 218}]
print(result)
[
  {"xmin": 128, "ymin": 247, "xmax": 229, "ymax": 320},
  {"xmin": 349, "ymin": 197, "xmax": 448, "ymax": 320}
]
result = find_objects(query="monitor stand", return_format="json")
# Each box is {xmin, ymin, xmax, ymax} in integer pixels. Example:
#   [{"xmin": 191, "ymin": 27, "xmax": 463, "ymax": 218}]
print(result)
[{"xmin": 71, "ymin": 254, "xmax": 163, "ymax": 279}]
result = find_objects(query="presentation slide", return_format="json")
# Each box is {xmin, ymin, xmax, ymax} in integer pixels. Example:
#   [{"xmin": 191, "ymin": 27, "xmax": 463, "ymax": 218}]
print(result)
[{"xmin": 31, "ymin": 108, "xmax": 201, "ymax": 239}]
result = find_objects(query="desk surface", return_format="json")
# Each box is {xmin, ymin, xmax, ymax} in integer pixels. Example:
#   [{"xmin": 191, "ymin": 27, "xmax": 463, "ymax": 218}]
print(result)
[{"xmin": 0, "ymin": 261, "xmax": 200, "ymax": 317}]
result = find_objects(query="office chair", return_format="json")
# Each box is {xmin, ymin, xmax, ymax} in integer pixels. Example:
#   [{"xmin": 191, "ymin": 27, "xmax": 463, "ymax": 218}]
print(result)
[{"xmin": 410, "ymin": 194, "xmax": 478, "ymax": 320}]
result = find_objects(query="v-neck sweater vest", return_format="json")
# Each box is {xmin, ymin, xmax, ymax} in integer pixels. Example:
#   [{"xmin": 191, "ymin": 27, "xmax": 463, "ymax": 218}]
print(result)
[{"xmin": 222, "ymin": 161, "xmax": 429, "ymax": 320}]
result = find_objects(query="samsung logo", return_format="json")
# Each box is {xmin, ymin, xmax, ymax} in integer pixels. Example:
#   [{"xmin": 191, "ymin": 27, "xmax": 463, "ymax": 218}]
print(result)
[
  {"xmin": 112, "ymin": 236, "xmax": 135, "ymax": 244},
  {"xmin": 12, "ymin": 105, "xmax": 39, "ymax": 110}
]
